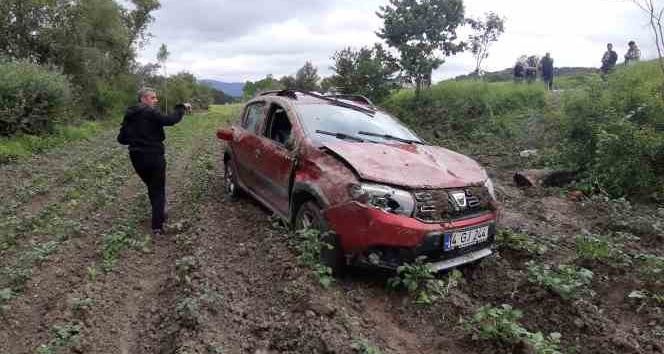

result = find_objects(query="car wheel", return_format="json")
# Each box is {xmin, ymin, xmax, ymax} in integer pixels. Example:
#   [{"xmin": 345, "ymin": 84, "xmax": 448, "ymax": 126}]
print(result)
[
  {"xmin": 223, "ymin": 159, "xmax": 241, "ymax": 201},
  {"xmin": 295, "ymin": 201, "xmax": 345, "ymax": 275}
]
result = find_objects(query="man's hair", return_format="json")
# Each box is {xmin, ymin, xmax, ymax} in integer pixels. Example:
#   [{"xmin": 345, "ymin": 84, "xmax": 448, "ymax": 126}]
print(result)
[
  {"xmin": 628, "ymin": 40, "xmax": 636, "ymax": 46},
  {"xmin": 138, "ymin": 87, "xmax": 156, "ymax": 103}
]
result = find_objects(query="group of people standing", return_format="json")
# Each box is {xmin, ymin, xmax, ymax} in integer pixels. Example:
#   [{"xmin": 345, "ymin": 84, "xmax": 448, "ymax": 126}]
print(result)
[
  {"xmin": 600, "ymin": 41, "xmax": 641, "ymax": 74},
  {"xmin": 513, "ymin": 40, "xmax": 642, "ymax": 89}
]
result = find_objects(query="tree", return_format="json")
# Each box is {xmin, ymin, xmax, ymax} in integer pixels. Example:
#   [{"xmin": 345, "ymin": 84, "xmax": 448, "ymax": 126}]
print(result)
[
  {"xmin": 242, "ymin": 74, "xmax": 284, "ymax": 99},
  {"xmin": 157, "ymin": 43, "xmax": 170, "ymax": 113},
  {"xmin": 631, "ymin": 0, "xmax": 664, "ymax": 79},
  {"xmin": 295, "ymin": 61, "xmax": 320, "ymax": 91},
  {"xmin": 330, "ymin": 43, "xmax": 400, "ymax": 102},
  {"xmin": 466, "ymin": 12, "xmax": 505, "ymax": 76},
  {"xmin": 376, "ymin": 0, "xmax": 466, "ymax": 94},
  {"xmin": 279, "ymin": 75, "xmax": 297, "ymax": 89}
]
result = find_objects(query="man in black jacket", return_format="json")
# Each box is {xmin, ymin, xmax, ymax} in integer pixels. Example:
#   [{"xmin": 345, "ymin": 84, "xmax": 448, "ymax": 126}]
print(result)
[
  {"xmin": 540, "ymin": 52, "xmax": 554, "ymax": 90},
  {"xmin": 600, "ymin": 43, "xmax": 618, "ymax": 74},
  {"xmin": 120, "ymin": 88, "xmax": 186, "ymax": 234}
]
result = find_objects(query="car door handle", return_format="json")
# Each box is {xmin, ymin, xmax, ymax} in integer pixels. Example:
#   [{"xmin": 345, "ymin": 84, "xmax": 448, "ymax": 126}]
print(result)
[{"xmin": 255, "ymin": 149, "xmax": 262, "ymax": 158}]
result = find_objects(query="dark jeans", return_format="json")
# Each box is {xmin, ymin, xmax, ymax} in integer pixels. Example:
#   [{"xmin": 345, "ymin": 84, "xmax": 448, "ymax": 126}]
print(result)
[
  {"xmin": 129, "ymin": 151, "xmax": 166, "ymax": 230},
  {"xmin": 543, "ymin": 77, "xmax": 553, "ymax": 90}
]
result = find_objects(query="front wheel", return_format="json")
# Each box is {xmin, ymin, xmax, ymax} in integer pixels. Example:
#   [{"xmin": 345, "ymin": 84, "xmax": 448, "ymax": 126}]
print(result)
[{"xmin": 295, "ymin": 201, "xmax": 345, "ymax": 275}]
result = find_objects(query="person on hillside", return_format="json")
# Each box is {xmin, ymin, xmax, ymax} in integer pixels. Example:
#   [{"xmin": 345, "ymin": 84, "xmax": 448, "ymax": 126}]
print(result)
[
  {"xmin": 119, "ymin": 88, "xmax": 186, "ymax": 235},
  {"xmin": 540, "ymin": 52, "xmax": 554, "ymax": 90},
  {"xmin": 513, "ymin": 58, "xmax": 525, "ymax": 83},
  {"xmin": 600, "ymin": 43, "xmax": 618, "ymax": 74},
  {"xmin": 624, "ymin": 41, "xmax": 641, "ymax": 66},
  {"xmin": 525, "ymin": 55, "xmax": 539, "ymax": 84}
]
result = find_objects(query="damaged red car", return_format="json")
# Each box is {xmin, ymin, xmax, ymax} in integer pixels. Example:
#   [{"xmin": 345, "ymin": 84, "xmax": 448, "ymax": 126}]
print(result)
[{"xmin": 217, "ymin": 90, "xmax": 500, "ymax": 274}]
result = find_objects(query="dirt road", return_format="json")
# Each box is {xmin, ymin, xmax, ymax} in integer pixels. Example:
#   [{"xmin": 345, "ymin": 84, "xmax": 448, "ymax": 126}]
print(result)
[{"xmin": 1, "ymin": 105, "xmax": 662, "ymax": 354}]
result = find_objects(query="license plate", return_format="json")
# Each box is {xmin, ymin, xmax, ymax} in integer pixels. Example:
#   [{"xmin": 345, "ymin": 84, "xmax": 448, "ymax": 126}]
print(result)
[{"xmin": 444, "ymin": 226, "xmax": 489, "ymax": 251}]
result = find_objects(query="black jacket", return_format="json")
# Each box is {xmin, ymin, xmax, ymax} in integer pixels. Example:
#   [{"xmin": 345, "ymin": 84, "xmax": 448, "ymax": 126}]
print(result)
[
  {"xmin": 121, "ymin": 105, "xmax": 185, "ymax": 154},
  {"xmin": 541, "ymin": 57, "xmax": 554, "ymax": 79}
]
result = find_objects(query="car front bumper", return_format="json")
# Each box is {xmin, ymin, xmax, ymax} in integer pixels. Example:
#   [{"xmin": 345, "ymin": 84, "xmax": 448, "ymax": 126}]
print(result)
[{"xmin": 325, "ymin": 201, "xmax": 497, "ymax": 269}]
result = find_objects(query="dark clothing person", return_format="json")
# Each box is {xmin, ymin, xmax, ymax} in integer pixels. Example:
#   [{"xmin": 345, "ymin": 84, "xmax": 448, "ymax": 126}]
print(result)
[
  {"xmin": 601, "ymin": 49, "xmax": 618, "ymax": 74},
  {"xmin": 540, "ymin": 55, "xmax": 554, "ymax": 90},
  {"xmin": 121, "ymin": 102, "xmax": 185, "ymax": 232},
  {"xmin": 513, "ymin": 62, "xmax": 525, "ymax": 82}
]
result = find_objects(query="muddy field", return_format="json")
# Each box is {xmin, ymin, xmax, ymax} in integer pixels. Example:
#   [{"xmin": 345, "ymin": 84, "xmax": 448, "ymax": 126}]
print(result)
[{"xmin": 1, "ymin": 105, "xmax": 662, "ymax": 354}]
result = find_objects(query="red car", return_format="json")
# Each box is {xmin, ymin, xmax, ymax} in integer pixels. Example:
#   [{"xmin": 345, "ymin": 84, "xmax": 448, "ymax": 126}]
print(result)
[{"xmin": 217, "ymin": 90, "xmax": 500, "ymax": 274}]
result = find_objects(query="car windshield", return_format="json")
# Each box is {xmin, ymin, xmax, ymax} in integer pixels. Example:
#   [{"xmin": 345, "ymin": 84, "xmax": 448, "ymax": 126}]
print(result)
[{"xmin": 295, "ymin": 103, "xmax": 422, "ymax": 146}]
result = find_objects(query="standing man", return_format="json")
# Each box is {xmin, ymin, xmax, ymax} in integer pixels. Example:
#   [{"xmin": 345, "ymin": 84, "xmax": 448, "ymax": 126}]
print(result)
[
  {"xmin": 540, "ymin": 52, "xmax": 554, "ymax": 90},
  {"xmin": 624, "ymin": 41, "xmax": 641, "ymax": 65},
  {"xmin": 120, "ymin": 88, "xmax": 186, "ymax": 235},
  {"xmin": 600, "ymin": 43, "xmax": 618, "ymax": 74}
]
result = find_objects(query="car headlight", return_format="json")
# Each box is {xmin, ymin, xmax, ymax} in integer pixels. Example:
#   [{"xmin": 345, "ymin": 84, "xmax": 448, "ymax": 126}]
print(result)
[
  {"xmin": 484, "ymin": 178, "xmax": 496, "ymax": 200},
  {"xmin": 349, "ymin": 183, "xmax": 415, "ymax": 216}
]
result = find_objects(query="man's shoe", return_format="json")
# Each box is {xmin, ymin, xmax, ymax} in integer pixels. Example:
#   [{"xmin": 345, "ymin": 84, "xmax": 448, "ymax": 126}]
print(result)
[{"xmin": 152, "ymin": 228, "xmax": 165, "ymax": 236}]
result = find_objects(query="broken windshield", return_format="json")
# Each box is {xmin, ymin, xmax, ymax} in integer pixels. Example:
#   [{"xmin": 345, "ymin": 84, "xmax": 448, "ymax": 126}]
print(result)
[{"xmin": 296, "ymin": 104, "xmax": 422, "ymax": 146}]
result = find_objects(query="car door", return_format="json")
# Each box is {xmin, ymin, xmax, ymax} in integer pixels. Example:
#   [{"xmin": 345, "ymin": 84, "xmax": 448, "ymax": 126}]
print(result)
[
  {"xmin": 232, "ymin": 101, "xmax": 266, "ymax": 193},
  {"xmin": 252, "ymin": 102, "xmax": 297, "ymax": 217}
]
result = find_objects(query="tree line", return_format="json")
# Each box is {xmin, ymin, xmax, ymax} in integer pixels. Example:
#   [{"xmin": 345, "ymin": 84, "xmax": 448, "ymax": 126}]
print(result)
[{"xmin": 243, "ymin": 0, "xmax": 505, "ymax": 102}]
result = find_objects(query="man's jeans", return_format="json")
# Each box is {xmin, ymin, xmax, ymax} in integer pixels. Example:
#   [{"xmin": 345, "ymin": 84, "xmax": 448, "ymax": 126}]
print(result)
[{"xmin": 129, "ymin": 151, "xmax": 166, "ymax": 230}]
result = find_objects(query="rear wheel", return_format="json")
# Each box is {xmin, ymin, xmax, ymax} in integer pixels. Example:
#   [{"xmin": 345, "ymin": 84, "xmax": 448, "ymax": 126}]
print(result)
[
  {"xmin": 295, "ymin": 201, "xmax": 345, "ymax": 275},
  {"xmin": 223, "ymin": 159, "xmax": 241, "ymax": 201}
]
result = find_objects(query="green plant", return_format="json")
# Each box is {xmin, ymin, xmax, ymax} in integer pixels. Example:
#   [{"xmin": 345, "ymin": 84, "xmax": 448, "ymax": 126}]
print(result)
[
  {"xmin": 575, "ymin": 234, "xmax": 611, "ymax": 260},
  {"xmin": 496, "ymin": 230, "xmax": 548, "ymax": 255},
  {"xmin": 36, "ymin": 322, "xmax": 82, "ymax": 353},
  {"xmin": 464, "ymin": 304, "xmax": 562, "ymax": 354},
  {"xmin": 70, "ymin": 297, "xmax": 94, "ymax": 313},
  {"xmin": 0, "ymin": 287, "xmax": 15, "ymax": 314},
  {"xmin": 293, "ymin": 228, "xmax": 334, "ymax": 288},
  {"xmin": 633, "ymin": 254, "xmax": 664, "ymax": 282},
  {"xmin": 388, "ymin": 257, "xmax": 463, "ymax": 304},
  {"xmin": 526, "ymin": 261, "xmax": 594, "ymax": 299},
  {"xmin": 176, "ymin": 297, "xmax": 201, "ymax": 329},
  {"xmin": 351, "ymin": 339, "xmax": 383, "ymax": 354},
  {"xmin": 176, "ymin": 256, "xmax": 198, "ymax": 284},
  {"xmin": 86, "ymin": 266, "xmax": 98, "ymax": 282}
]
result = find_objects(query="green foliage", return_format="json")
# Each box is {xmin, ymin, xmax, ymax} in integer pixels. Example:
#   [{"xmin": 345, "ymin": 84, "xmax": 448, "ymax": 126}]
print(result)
[
  {"xmin": 295, "ymin": 61, "xmax": 321, "ymax": 91},
  {"xmin": 466, "ymin": 12, "xmax": 506, "ymax": 75},
  {"xmin": 634, "ymin": 253, "xmax": 664, "ymax": 282},
  {"xmin": 496, "ymin": 230, "xmax": 548, "ymax": 255},
  {"xmin": 351, "ymin": 339, "xmax": 384, "ymax": 354},
  {"xmin": 293, "ymin": 228, "xmax": 334, "ymax": 288},
  {"xmin": 70, "ymin": 297, "xmax": 94, "ymax": 313},
  {"xmin": 387, "ymin": 257, "xmax": 463, "ymax": 305},
  {"xmin": 0, "ymin": 59, "xmax": 73, "ymax": 136},
  {"xmin": 465, "ymin": 304, "xmax": 562, "ymax": 354},
  {"xmin": 36, "ymin": 322, "xmax": 82, "ymax": 353},
  {"xmin": 377, "ymin": 0, "xmax": 466, "ymax": 93},
  {"xmin": 526, "ymin": 262, "xmax": 594, "ymax": 299},
  {"xmin": 557, "ymin": 62, "xmax": 664, "ymax": 198},
  {"xmin": 0, "ymin": 287, "xmax": 16, "ymax": 314},
  {"xmin": 176, "ymin": 297, "xmax": 201, "ymax": 329},
  {"xmin": 243, "ymin": 75, "xmax": 285, "ymax": 100},
  {"xmin": 330, "ymin": 44, "xmax": 400, "ymax": 102},
  {"xmin": 101, "ymin": 225, "xmax": 150, "ymax": 271},
  {"xmin": 575, "ymin": 234, "xmax": 612, "ymax": 261}
]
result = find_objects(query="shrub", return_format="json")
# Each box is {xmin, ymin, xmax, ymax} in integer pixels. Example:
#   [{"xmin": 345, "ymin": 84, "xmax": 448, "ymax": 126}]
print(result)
[
  {"xmin": 0, "ymin": 59, "xmax": 74, "ymax": 136},
  {"xmin": 558, "ymin": 62, "xmax": 664, "ymax": 198}
]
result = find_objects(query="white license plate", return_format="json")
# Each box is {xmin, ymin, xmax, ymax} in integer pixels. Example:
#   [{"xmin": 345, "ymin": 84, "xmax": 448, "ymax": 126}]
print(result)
[{"xmin": 444, "ymin": 226, "xmax": 489, "ymax": 251}]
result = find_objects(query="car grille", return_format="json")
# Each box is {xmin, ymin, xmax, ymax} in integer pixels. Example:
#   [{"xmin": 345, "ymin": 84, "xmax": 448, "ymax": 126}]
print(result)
[{"xmin": 413, "ymin": 186, "xmax": 492, "ymax": 223}]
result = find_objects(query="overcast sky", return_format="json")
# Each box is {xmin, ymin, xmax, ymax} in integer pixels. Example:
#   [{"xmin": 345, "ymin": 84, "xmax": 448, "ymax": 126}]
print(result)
[{"xmin": 136, "ymin": 0, "xmax": 657, "ymax": 83}]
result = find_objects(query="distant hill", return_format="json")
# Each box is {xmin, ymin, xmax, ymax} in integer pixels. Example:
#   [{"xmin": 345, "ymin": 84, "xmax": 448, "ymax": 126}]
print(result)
[
  {"xmin": 453, "ymin": 67, "xmax": 598, "ymax": 82},
  {"xmin": 200, "ymin": 80, "xmax": 244, "ymax": 97}
]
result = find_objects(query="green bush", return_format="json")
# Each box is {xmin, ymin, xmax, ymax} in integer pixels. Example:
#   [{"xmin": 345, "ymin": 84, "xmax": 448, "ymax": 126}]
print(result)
[
  {"xmin": 0, "ymin": 59, "xmax": 74, "ymax": 136},
  {"xmin": 381, "ymin": 80, "xmax": 546, "ymax": 152},
  {"xmin": 558, "ymin": 62, "xmax": 664, "ymax": 198}
]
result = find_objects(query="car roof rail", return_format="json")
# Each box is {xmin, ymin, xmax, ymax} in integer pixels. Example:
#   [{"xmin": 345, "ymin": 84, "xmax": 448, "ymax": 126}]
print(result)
[
  {"xmin": 324, "ymin": 94, "xmax": 374, "ymax": 107},
  {"xmin": 259, "ymin": 89, "xmax": 376, "ymax": 116}
]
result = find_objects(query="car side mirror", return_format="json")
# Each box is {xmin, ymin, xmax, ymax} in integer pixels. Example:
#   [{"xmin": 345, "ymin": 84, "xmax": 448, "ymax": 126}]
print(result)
[{"xmin": 216, "ymin": 128, "xmax": 233, "ymax": 141}]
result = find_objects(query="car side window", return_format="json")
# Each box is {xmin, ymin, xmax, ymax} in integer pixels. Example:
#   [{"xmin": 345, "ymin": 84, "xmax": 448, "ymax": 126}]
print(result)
[
  {"xmin": 242, "ymin": 102, "xmax": 265, "ymax": 134},
  {"xmin": 265, "ymin": 104, "xmax": 293, "ymax": 147}
]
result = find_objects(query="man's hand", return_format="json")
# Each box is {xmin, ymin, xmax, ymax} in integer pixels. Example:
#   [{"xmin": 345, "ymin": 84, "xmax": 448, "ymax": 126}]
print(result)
[{"xmin": 174, "ymin": 103, "xmax": 186, "ymax": 112}]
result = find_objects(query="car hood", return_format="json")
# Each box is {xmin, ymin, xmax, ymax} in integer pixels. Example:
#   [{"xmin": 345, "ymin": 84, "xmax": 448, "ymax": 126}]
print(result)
[{"xmin": 322, "ymin": 142, "xmax": 488, "ymax": 189}]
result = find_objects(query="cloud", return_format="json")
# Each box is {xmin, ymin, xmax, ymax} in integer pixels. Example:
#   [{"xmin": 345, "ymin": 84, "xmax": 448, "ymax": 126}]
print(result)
[{"xmin": 138, "ymin": 0, "xmax": 659, "ymax": 83}]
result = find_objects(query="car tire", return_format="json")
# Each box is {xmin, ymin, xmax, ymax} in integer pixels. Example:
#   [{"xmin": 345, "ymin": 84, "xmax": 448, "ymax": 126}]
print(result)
[
  {"xmin": 223, "ymin": 159, "xmax": 241, "ymax": 201},
  {"xmin": 295, "ymin": 201, "xmax": 345, "ymax": 275}
]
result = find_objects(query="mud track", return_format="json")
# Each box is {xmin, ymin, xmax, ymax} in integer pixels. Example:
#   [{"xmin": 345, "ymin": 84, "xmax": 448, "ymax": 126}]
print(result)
[{"xmin": 1, "ymin": 106, "xmax": 662, "ymax": 354}]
